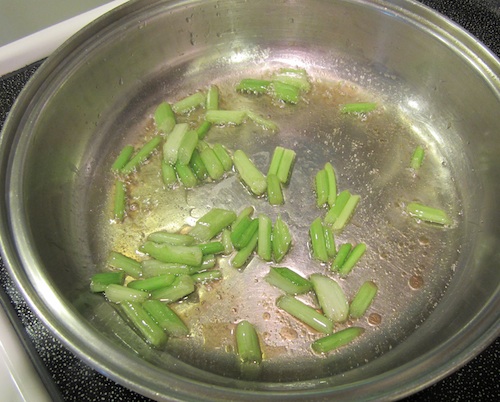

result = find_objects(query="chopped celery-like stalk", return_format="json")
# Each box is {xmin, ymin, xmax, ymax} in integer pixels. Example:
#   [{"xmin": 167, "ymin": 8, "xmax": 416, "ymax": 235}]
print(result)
[
  {"xmin": 340, "ymin": 102, "xmax": 377, "ymax": 114},
  {"xmin": 310, "ymin": 274, "xmax": 348, "ymax": 322},
  {"xmin": 196, "ymin": 120, "xmax": 212, "ymax": 139},
  {"xmin": 90, "ymin": 272, "xmax": 125, "ymax": 293},
  {"xmin": 324, "ymin": 162, "xmax": 337, "ymax": 207},
  {"xmin": 189, "ymin": 208, "xmax": 237, "ymax": 242},
  {"xmin": 267, "ymin": 173, "xmax": 284, "ymax": 205},
  {"xmin": 189, "ymin": 149, "xmax": 209, "ymax": 181},
  {"xmin": 232, "ymin": 206, "xmax": 255, "ymax": 229},
  {"xmin": 120, "ymin": 301, "xmax": 168, "ymax": 347},
  {"xmin": 141, "ymin": 259, "xmax": 192, "ymax": 278},
  {"xmin": 331, "ymin": 243, "xmax": 352, "ymax": 272},
  {"xmin": 257, "ymin": 214, "xmax": 272, "ymax": 261},
  {"xmin": 175, "ymin": 162, "xmax": 198, "ymax": 188},
  {"xmin": 142, "ymin": 299, "xmax": 189, "ymax": 337},
  {"xmin": 172, "ymin": 91, "xmax": 205, "ymax": 114},
  {"xmin": 331, "ymin": 194, "xmax": 360, "ymax": 232},
  {"xmin": 233, "ymin": 150, "xmax": 267, "ymax": 196},
  {"xmin": 236, "ymin": 320, "xmax": 262, "ymax": 364},
  {"xmin": 267, "ymin": 146, "xmax": 284, "ymax": 177},
  {"xmin": 324, "ymin": 225, "xmax": 337, "ymax": 258},
  {"xmin": 271, "ymin": 81, "xmax": 300, "ymax": 104},
  {"xmin": 231, "ymin": 216, "xmax": 253, "ymax": 248},
  {"xmin": 309, "ymin": 217, "xmax": 329, "ymax": 263},
  {"xmin": 315, "ymin": 169, "xmax": 329, "ymax": 207},
  {"xmin": 163, "ymin": 123, "xmax": 189, "ymax": 165},
  {"xmin": 212, "ymin": 143, "xmax": 233, "ymax": 171},
  {"xmin": 191, "ymin": 270, "xmax": 222, "ymax": 283},
  {"xmin": 406, "ymin": 202, "xmax": 452, "ymax": 225},
  {"xmin": 206, "ymin": 85, "xmax": 219, "ymax": 110},
  {"xmin": 151, "ymin": 274, "xmax": 195, "ymax": 302},
  {"xmin": 234, "ymin": 218, "xmax": 259, "ymax": 250},
  {"xmin": 200, "ymin": 146, "xmax": 225, "ymax": 180},
  {"xmin": 147, "ymin": 232, "xmax": 195, "ymax": 246},
  {"xmin": 276, "ymin": 148, "xmax": 296, "ymax": 184},
  {"xmin": 104, "ymin": 284, "xmax": 149, "ymax": 303},
  {"xmin": 127, "ymin": 274, "xmax": 176, "ymax": 292},
  {"xmin": 232, "ymin": 230, "xmax": 258, "ymax": 269},
  {"xmin": 221, "ymin": 228, "xmax": 234, "ymax": 255},
  {"xmin": 272, "ymin": 215, "xmax": 291, "ymax": 263},
  {"xmin": 107, "ymin": 251, "xmax": 142, "ymax": 278},
  {"xmin": 276, "ymin": 295, "xmax": 333, "ymax": 334},
  {"xmin": 141, "ymin": 241, "xmax": 203, "ymax": 267},
  {"xmin": 111, "ymin": 145, "xmax": 134, "ymax": 172},
  {"xmin": 205, "ymin": 109, "xmax": 246, "ymax": 125},
  {"xmin": 338, "ymin": 243, "xmax": 366, "ymax": 277},
  {"xmin": 154, "ymin": 102, "xmax": 176, "ymax": 134},
  {"xmin": 198, "ymin": 241, "xmax": 224, "ymax": 255},
  {"xmin": 121, "ymin": 135, "xmax": 162, "ymax": 174},
  {"xmin": 311, "ymin": 327, "xmax": 364, "ymax": 354},
  {"xmin": 113, "ymin": 180, "xmax": 126, "ymax": 221},
  {"xmin": 410, "ymin": 145, "xmax": 425, "ymax": 170},
  {"xmin": 350, "ymin": 281, "xmax": 378, "ymax": 319},
  {"xmin": 161, "ymin": 160, "xmax": 177, "ymax": 187},
  {"xmin": 199, "ymin": 254, "xmax": 216, "ymax": 271},
  {"xmin": 324, "ymin": 190, "xmax": 351, "ymax": 225},
  {"xmin": 177, "ymin": 130, "xmax": 199, "ymax": 165},
  {"xmin": 246, "ymin": 110, "xmax": 279, "ymax": 132},
  {"xmin": 272, "ymin": 67, "xmax": 311, "ymax": 92},
  {"xmin": 265, "ymin": 267, "xmax": 312, "ymax": 294},
  {"xmin": 236, "ymin": 78, "xmax": 271, "ymax": 94}
]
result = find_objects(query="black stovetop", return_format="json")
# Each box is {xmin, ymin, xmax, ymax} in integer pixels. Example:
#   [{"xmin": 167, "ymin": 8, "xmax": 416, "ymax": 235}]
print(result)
[{"xmin": 1, "ymin": 1, "xmax": 499, "ymax": 401}]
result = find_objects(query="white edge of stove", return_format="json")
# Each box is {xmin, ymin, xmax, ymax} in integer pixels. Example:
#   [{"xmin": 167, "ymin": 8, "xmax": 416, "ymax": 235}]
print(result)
[{"xmin": 0, "ymin": 0, "xmax": 129, "ymax": 77}]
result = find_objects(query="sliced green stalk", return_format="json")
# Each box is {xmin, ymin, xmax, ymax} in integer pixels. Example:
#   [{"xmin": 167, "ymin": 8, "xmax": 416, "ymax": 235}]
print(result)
[
  {"xmin": 272, "ymin": 68, "xmax": 311, "ymax": 92},
  {"xmin": 141, "ymin": 241, "xmax": 203, "ymax": 267},
  {"xmin": 175, "ymin": 162, "xmax": 198, "ymax": 188},
  {"xmin": 406, "ymin": 202, "xmax": 452, "ymax": 225},
  {"xmin": 198, "ymin": 241, "xmax": 224, "ymax": 255},
  {"xmin": 265, "ymin": 267, "xmax": 312, "ymax": 294},
  {"xmin": 257, "ymin": 214, "xmax": 272, "ymax": 261},
  {"xmin": 141, "ymin": 259, "xmax": 192, "ymax": 278},
  {"xmin": 104, "ymin": 284, "xmax": 149, "ymax": 303},
  {"xmin": 310, "ymin": 274, "xmax": 348, "ymax": 323},
  {"xmin": 350, "ymin": 281, "xmax": 378, "ymax": 319},
  {"xmin": 189, "ymin": 148, "xmax": 209, "ymax": 181},
  {"xmin": 161, "ymin": 160, "xmax": 177, "ymax": 187},
  {"xmin": 120, "ymin": 301, "xmax": 168, "ymax": 347},
  {"xmin": 233, "ymin": 150, "xmax": 267, "ymax": 196},
  {"xmin": 231, "ymin": 217, "xmax": 256, "ymax": 249},
  {"xmin": 232, "ymin": 206, "xmax": 255, "ymax": 229},
  {"xmin": 271, "ymin": 81, "xmax": 300, "ymax": 104},
  {"xmin": 331, "ymin": 194, "xmax": 360, "ymax": 232},
  {"xmin": 236, "ymin": 78, "xmax": 271, "ymax": 94},
  {"xmin": 246, "ymin": 110, "xmax": 279, "ymax": 132},
  {"xmin": 151, "ymin": 274, "xmax": 196, "ymax": 303},
  {"xmin": 236, "ymin": 320, "xmax": 262, "ymax": 364},
  {"xmin": 111, "ymin": 145, "xmax": 134, "ymax": 172},
  {"xmin": 206, "ymin": 85, "xmax": 219, "ymax": 110},
  {"xmin": 324, "ymin": 225, "xmax": 337, "ymax": 258},
  {"xmin": 338, "ymin": 242, "xmax": 366, "ymax": 277},
  {"xmin": 331, "ymin": 243, "xmax": 352, "ymax": 272},
  {"xmin": 196, "ymin": 120, "xmax": 212, "ymax": 140},
  {"xmin": 191, "ymin": 270, "xmax": 222, "ymax": 283},
  {"xmin": 142, "ymin": 299, "xmax": 189, "ymax": 337},
  {"xmin": 324, "ymin": 162, "xmax": 337, "ymax": 207},
  {"xmin": 163, "ymin": 123, "xmax": 189, "ymax": 165},
  {"xmin": 340, "ymin": 102, "xmax": 377, "ymax": 114},
  {"xmin": 113, "ymin": 180, "xmax": 126, "ymax": 221},
  {"xmin": 315, "ymin": 169, "xmax": 329, "ymax": 207},
  {"xmin": 267, "ymin": 146, "xmax": 284, "ymax": 177},
  {"xmin": 199, "ymin": 254, "xmax": 216, "ymax": 271},
  {"xmin": 90, "ymin": 272, "xmax": 125, "ymax": 293},
  {"xmin": 267, "ymin": 173, "xmax": 284, "ymax": 205},
  {"xmin": 189, "ymin": 208, "xmax": 237, "ymax": 242},
  {"xmin": 154, "ymin": 102, "xmax": 176, "ymax": 134},
  {"xmin": 221, "ymin": 228, "xmax": 234, "ymax": 255},
  {"xmin": 324, "ymin": 190, "xmax": 351, "ymax": 225},
  {"xmin": 212, "ymin": 143, "xmax": 233, "ymax": 171},
  {"xmin": 309, "ymin": 217, "xmax": 329, "ymax": 263},
  {"xmin": 172, "ymin": 91, "xmax": 205, "ymax": 114},
  {"xmin": 107, "ymin": 251, "xmax": 142, "ymax": 278},
  {"xmin": 121, "ymin": 135, "xmax": 162, "ymax": 174},
  {"xmin": 200, "ymin": 146, "xmax": 225, "ymax": 180},
  {"xmin": 177, "ymin": 130, "xmax": 199, "ymax": 165},
  {"xmin": 127, "ymin": 274, "xmax": 176, "ymax": 292},
  {"xmin": 276, "ymin": 148, "xmax": 296, "ymax": 184},
  {"xmin": 147, "ymin": 232, "xmax": 195, "ymax": 246},
  {"xmin": 232, "ymin": 230, "xmax": 258, "ymax": 269},
  {"xmin": 276, "ymin": 295, "xmax": 333, "ymax": 334},
  {"xmin": 410, "ymin": 145, "xmax": 425, "ymax": 170},
  {"xmin": 272, "ymin": 215, "xmax": 291, "ymax": 263},
  {"xmin": 311, "ymin": 327, "xmax": 364, "ymax": 354},
  {"xmin": 205, "ymin": 109, "xmax": 246, "ymax": 125}
]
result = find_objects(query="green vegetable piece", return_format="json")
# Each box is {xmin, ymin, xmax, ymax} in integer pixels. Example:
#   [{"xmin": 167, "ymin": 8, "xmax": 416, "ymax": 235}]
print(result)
[
  {"xmin": 340, "ymin": 102, "xmax": 377, "ymax": 114},
  {"xmin": 236, "ymin": 78, "xmax": 271, "ymax": 94},
  {"xmin": 190, "ymin": 208, "xmax": 237, "ymax": 242},
  {"xmin": 154, "ymin": 102, "xmax": 176, "ymax": 134},
  {"xmin": 161, "ymin": 160, "xmax": 177, "ymax": 187},
  {"xmin": 142, "ymin": 299, "xmax": 189, "ymax": 337},
  {"xmin": 232, "ymin": 230, "xmax": 259, "ymax": 269},
  {"xmin": 107, "ymin": 251, "xmax": 142, "ymax": 278},
  {"xmin": 151, "ymin": 274, "xmax": 196, "ymax": 303},
  {"xmin": 113, "ymin": 180, "xmax": 126, "ymax": 221},
  {"xmin": 111, "ymin": 145, "xmax": 134, "ymax": 172},
  {"xmin": 324, "ymin": 224, "xmax": 337, "ymax": 258},
  {"xmin": 127, "ymin": 274, "xmax": 177, "ymax": 292},
  {"xmin": 338, "ymin": 242, "xmax": 366, "ymax": 277},
  {"xmin": 267, "ymin": 173, "xmax": 284, "ymax": 205},
  {"xmin": 276, "ymin": 148, "xmax": 296, "ymax": 184},
  {"xmin": 271, "ymin": 80, "xmax": 300, "ymax": 104},
  {"xmin": 121, "ymin": 135, "xmax": 162, "ymax": 174},
  {"xmin": 324, "ymin": 162, "xmax": 337, "ymax": 207},
  {"xmin": 315, "ymin": 169, "xmax": 329, "ymax": 207},
  {"xmin": 221, "ymin": 228, "xmax": 234, "ymax": 255},
  {"xmin": 120, "ymin": 301, "xmax": 168, "ymax": 347},
  {"xmin": 272, "ymin": 215, "xmax": 292, "ymax": 263},
  {"xmin": 175, "ymin": 161, "xmax": 198, "ymax": 188},
  {"xmin": 196, "ymin": 120, "xmax": 212, "ymax": 140},
  {"xmin": 265, "ymin": 267, "xmax": 312, "ymax": 294},
  {"xmin": 212, "ymin": 143, "xmax": 233, "ymax": 171},
  {"xmin": 206, "ymin": 85, "xmax": 219, "ymax": 111},
  {"xmin": 140, "ymin": 241, "xmax": 203, "ymax": 267},
  {"xmin": 231, "ymin": 216, "xmax": 253, "ymax": 247},
  {"xmin": 309, "ymin": 217, "xmax": 329, "ymax": 263},
  {"xmin": 267, "ymin": 146, "xmax": 284, "ymax": 177},
  {"xmin": 172, "ymin": 92, "xmax": 205, "ymax": 114},
  {"xmin": 90, "ymin": 272, "xmax": 125, "ymax": 293},
  {"xmin": 311, "ymin": 327, "xmax": 364, "ymax": 354},
  {"xmin": 200, "ymin": 146, "xmax": 225, "ymax": 180},
  {"xmin": 272, "ymin": 68, "xmax": 311, "ymax": 92},
  {"xmin": 257, "ymin": 214, "xmax": 272, "ymax": 261},
  {"xmin": 177, "ymin": 130, "xmax": 199, "ymax": 165},
  {"xmin": 191, "ymin": 270, "xmax": 223, "ymax": 284},
  {"xmin": 276, "ymin": 295, "xmax": 333, "ymax": 334},
  {"xmin": 310, "ymin": 274, "xmax": 349, "ymax": 322},
  {"xmin": 140, "ymin": 260, "xmax": 192, "ymax": 278},
  {"xmin": 331, "ymin": 243, "xmax": 352, "ymax": 272},
  {"xmin": 205, "ymin": 109, "xmax": 247, "ymax": 125},
  {"xmin": 147, "ymin": 232, "xmax": 195, "ymax": 245},
  {"xmin": 104, "ymin": 284, "xmax": 149, "ymax": 304},
  {"xmin": 406, "ymin": 202, "xmax": 452, "ymax": 225},
  {"xmin": 163, "ymin": 123, "xmax": 189, "ymax": 165},
  {"xmin": 246, "ymin": 110, "xmax": 279, "ymax": 132},
  {"xmin": 331, "ymin": 194, "xmax": 360, "ymax": 232},
  {"xmin": 189, "ymin": 148, "xmax": 209, "ymax": 181},
  {"xmin": 350, "ymin": 281, "xmax": 378, "ymax": 319},
  {"xmin": 198, "ymin": 241, "xmax": 224, "ymax": 255},
  {"xmin": 236, "ymin": 320, "xmax": 262, "ymax": 364},
  {"xmin": 410, "ymin": 145, "xmax": 425, "ymax": 170},
  {"xmin": 232, "ymin": 206, "xmax": 255, "ymax": 229},
  {"xmin": 324, "ymin": 190, "xmax": 351, "ymax": 225},
  {"xmin": 234, "ymin": 218, "xmax": 259, "ymax": 250},
  {"xmin": 233, "ymin": 150, "xmax": 267, "ymax": 196}
]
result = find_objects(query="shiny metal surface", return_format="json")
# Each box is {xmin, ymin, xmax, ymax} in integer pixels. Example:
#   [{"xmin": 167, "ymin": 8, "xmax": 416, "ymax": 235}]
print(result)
[{"xmin": 0, "ymin": 0, "xmax": 499, "ymax": 400}]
